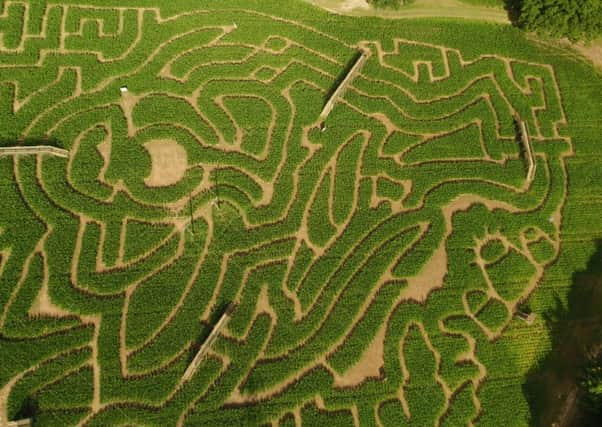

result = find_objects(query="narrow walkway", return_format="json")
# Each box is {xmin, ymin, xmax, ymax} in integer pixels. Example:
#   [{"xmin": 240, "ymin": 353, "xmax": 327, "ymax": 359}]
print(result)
[{"xmin": 0, "ymin": 146, "xmax": 69, "ymax": 158}]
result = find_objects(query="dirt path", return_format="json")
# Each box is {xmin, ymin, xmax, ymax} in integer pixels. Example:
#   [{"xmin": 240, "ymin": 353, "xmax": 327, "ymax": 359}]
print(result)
[
  {"xmin": 401, "ymin": 237, "xmax": 447, "ymax": 302},
  {"xmin": 304, "ymin": 0, "xmax": 510, "ymax": 23},
  {"xmin": 29, "ymin": 248, "xmax": 72, "ymax": 318},
  {"xmin": 119, "ymin": 91, "xmax": 141, "ymax": 138},
  {"xmin": 255, "ymin": 285, "xmax": 278, "ymax": 320},
  {"xmin": 0, "ymin": 375, "xmax": 22, "ymax": 427},
  {"xmin": 331, "ymin": 322, "xmax": 386, "ymax": 387},
  {"xmin": 572, "ymin": 39, "xmax": 602, "ymax": 71},
  {"xmin": 555, "ymin": 386, "xmax": 579, "ymax": 427}
]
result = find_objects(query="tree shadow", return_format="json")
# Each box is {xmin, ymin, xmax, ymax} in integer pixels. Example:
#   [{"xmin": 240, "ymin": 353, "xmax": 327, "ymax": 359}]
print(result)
[
  {"xmin": 502, "ymin": 0, "xmax": 523, "ymax": 26},
  {"xmin": 523, "ymin": 240, "xmax": 602, "ymax": 426},
  {"xmin": 14, "ymin": 394, "xmax": 39, "ymax": 424}
]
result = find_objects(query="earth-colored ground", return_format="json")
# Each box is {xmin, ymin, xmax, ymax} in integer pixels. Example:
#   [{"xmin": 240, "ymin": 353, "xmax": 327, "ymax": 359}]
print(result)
[
  {"xmin": 569, "ymin": 39, "xmax": 602, "ymax": 70},
  {"xmin": 144, "ymin": 139, "xmax": 189, "ymax": 187},
  {"xmin": 305, "ymin": 0, "xmax": 509, "ymax": 22}
]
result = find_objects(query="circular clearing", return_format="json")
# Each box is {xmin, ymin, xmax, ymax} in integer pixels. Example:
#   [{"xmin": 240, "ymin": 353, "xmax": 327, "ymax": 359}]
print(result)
[{"xmin": 143, "ymin": 139, "xmax": 188, "ymax": 187}]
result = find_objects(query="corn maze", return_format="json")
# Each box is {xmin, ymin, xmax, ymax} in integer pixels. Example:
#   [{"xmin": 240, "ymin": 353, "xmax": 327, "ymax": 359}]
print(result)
[{"xmin": 0, "ymin": 1, "xmax": 575, "ymax": 426}]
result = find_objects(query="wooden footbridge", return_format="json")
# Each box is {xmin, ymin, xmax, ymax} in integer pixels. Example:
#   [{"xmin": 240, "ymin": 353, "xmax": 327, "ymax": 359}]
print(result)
[
  {"xmin": 319, "ymin": 48, "xmax": 369, "ymax": 124},
  {"xmin": 181, "ymin": 304, "xmax": 236, "ymax": 385}
]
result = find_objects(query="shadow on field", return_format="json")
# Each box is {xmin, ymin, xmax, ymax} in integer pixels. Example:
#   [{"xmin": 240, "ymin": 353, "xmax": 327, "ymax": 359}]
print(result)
[
  {"xmin": 0, "ymin": 136, "xmax": 63, "ymax": 149},
  {"xmin": 502, "ymin": 0, "xmax": 523, "ymax": 26},
  {"xmin": 523, "ymin": 240, "xmax": 602, "ymax": 426},
  {"xmin": 15, "ymin": 395, "xmax": 39, "ymax": 423},
  {"xmin": 186, "ymin": 302, "xmax": 234, "ymax": 366}
]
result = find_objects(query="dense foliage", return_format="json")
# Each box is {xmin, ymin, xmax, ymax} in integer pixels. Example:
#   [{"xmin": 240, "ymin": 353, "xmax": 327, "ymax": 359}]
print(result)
[
  {"xmin": 518, "ymin": 0, "xmax": 602, "ymax": 41},
  {"xmin": 581, "ymin": 353, "xmax": 602, "ymax": 417}
]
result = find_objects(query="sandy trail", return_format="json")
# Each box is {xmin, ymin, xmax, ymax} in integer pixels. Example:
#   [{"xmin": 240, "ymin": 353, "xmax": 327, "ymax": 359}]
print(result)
[
  {"xmin": 96, "ymin": 138, "xmax": 111, "ymax": 183},
  {"xmin": 255, "ymin": 285, "xmax": 278, "ymax": 320},
  {"xmin": 29, "ymin": 249, "xmax": 72, "ymax": 318},
  {"xmin": 119, "ymin": 91, "xmax": 141, "ymax": 137},
  {"xmin": 0, "ymin": 375, "xmax": 23, "ymax": 427}
]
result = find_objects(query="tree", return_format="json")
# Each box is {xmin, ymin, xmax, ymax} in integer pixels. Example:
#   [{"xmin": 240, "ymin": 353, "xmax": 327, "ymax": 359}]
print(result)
[
  {"xmin": 581, "ymin": 352, "xmax": 602, "ymax": 418},
  {"xmin": 518, "ymin": 0, "xmax": 602, "ymax": 41}
]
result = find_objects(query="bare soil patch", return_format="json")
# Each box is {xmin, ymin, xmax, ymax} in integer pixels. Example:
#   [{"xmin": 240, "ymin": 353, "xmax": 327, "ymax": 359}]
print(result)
[
  {"xmin": 340, "ymin": 0, "xmax": 370, "ymax": 12},
  {"xmin": 144, "ymin": 139, "xmax": 188, "ymax": 187},
  {"xmin": 572, "ymin": 39, "xmax": 602, "ymax": 71},
  {"xmin": 332, "ymin": 323, "xmax": 385, "ymax": 387},
  {"xmin": 304, "ymin": 0, "xmax": 509, "ymax": 23},
  {"xmin": 29, "ymin": 281, "xmax": 71, "ymax": 318},
  {"xmin": 0, "ymin": 381, "xmax": 12, "ymax": 427},
  {"xmin": 402, "ymin": 239, "xmax": 447, "ymax": 302},
  {"xmin": 119, "ymin": 91, "xmax": 141, "ymax": 137},
  {"xmin": 256, "ymin": 285, "xmax": 277, "ymax": 320},
  {"xmin": 96, "ymin": 139, "xmax": 111, "ymax": 182}
]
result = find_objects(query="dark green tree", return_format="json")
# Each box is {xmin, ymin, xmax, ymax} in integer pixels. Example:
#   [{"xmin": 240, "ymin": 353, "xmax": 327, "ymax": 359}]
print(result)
[
  {"xmin": 518, "ymin": 0, "xmax": 602, "ymax": 41},
  {"xmin": 581, "ymin": 352, "xmax": 602, "ymax": 418}
]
